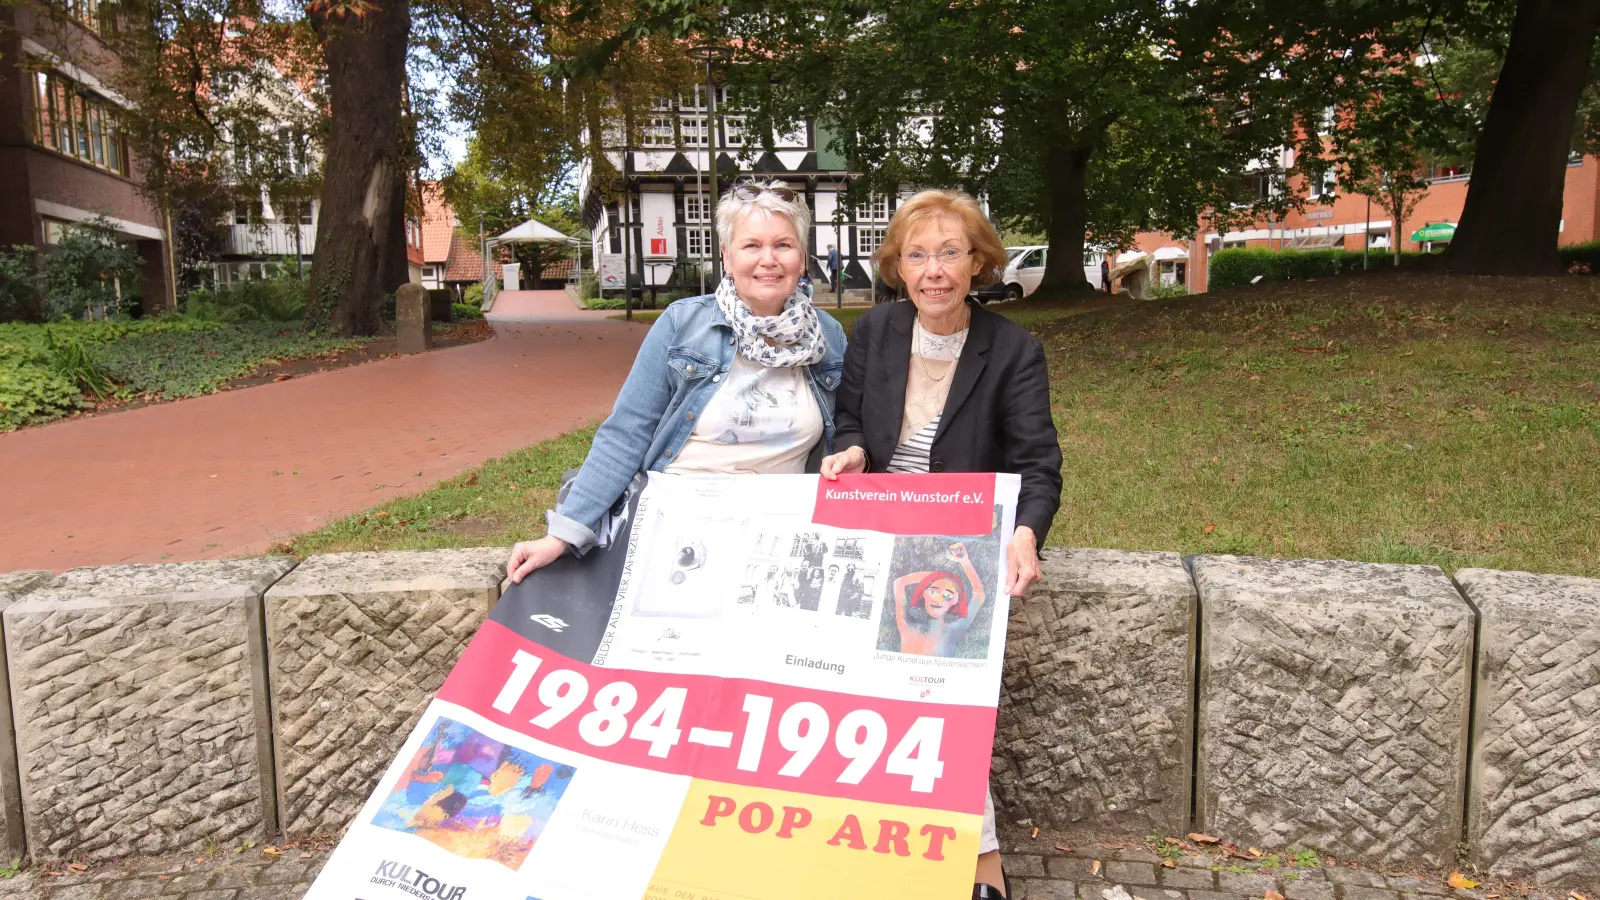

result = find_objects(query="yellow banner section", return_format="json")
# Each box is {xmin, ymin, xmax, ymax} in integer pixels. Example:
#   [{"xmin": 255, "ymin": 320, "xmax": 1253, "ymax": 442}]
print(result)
[{"xmin": 644, "ymin": 779, "xmax": 983, "ymax": 900}]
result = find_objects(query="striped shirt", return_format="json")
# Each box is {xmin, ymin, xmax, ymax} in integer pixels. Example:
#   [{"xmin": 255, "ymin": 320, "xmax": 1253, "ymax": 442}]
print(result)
[{"xmin": 886, "ymin": 415, "xmax": 939, "ymax": 473}]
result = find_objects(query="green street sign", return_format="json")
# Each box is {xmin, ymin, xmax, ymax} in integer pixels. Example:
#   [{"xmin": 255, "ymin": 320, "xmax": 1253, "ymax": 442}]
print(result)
[{"xmin": 1410, "ymin": 222, "xmax": 1456, "ymax": 242}]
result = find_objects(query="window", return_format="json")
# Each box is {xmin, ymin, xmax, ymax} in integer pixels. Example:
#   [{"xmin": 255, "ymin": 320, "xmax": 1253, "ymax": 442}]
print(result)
[
  {"xmin": 233, "ymin": 196, "xmax": 262, "ymax": 225},
  {"xmin": 643, "ymin": 116, "xmax": 674, "ymax": 147},
  {"xmin": 857, "ymin": 227, "xmax": 886, "ymax": 255},
  {"xmin": 866, "ymin": 195, "xmax": 890, "ymax": 221},
  {"xmin": 686, "ymin": 227, "xmax": 712, "ymax": 258},
  {"xmin": 723, "ymin": 116, "xmax": 746, "ymax": 148},
  {"xmin": 1017, "ymin": 248, "xmax": 1044, "ymax": 269},
  {"xmin": 31, "ymin": 71, "xmax": 127, "ymax": 175},
  {"xmin": 1368, "ymin": 230, "xmax": 1390, "ymax": 249},
  {"xmin": 681, "ymin": 85, "xmax": 729, "ymax": 111},
  {"xmin": 62, "ymin": 0, "xmax": 109, "ymax": 34},
  {"xmin": 41, "ymin": 217, "xmax": 72, "ymax": 245},
  {"xmin": 1222, "ymin": 239, "xmax": 1246, "ymax": 250},
  {"xmin": 681, "ymin": 116, "xmax": 708, "ymax": 147},
  {"xmin": 651, "ymin": 96, "xmax": 673, "ymax": 111},
  {"xmin": 1318, "ymin": 105, "xmax": 1336, "ymax": 133},
  {"xmin": 683, "ymin": 194, "xmax": 710, "ymax": 223},
  {"xmin": 1309, "ymin": 169, "xmax": 1336, "ymax": 199}
]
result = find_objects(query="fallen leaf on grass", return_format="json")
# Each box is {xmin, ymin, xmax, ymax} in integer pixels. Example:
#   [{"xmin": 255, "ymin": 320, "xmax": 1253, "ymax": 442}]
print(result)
[
  {"xmin": 1188, "ymin": 833, "xmax": 1221, "ymax": 844},
  {"xmin": 1447, "ymin": 873, "xmax": 1479, "ymax": 890},
  {"xmin": 1266, "ymin": 891, "xmax": 1286, "ymax": 900},
  {"xmin": 1204, "ymin": 524, "xmax": 1217, "ymax": 534}
]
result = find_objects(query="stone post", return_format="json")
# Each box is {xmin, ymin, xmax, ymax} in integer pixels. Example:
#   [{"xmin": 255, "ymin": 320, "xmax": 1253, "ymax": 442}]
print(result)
[
  {"xmin": 395, "ymin": 283, "xmax": 431, "ymax": 354},
  {"xmin": 0, "ymin": 571, "xmax": 52, "ymax": 860},
  {"xmin": 1458, "ymin": 567, "xmax": 1600, "ymax": 888},
  {"xmin": 1191, "ymin": 555, "xmax": 1474, "ymax": 868},
  {"xmin": 4, "ymin": 559, "xmax": 295, "ymax": 860},
  {"xmin": 991, "ymin": 548, "xmax": 1196, "ymax": 832},
  {"xmin": 263, "ymin": 548, "xmax": 506, "ymax": 836}
]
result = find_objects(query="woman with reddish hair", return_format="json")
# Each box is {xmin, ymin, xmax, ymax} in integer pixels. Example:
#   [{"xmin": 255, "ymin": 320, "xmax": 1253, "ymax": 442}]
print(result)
[{"xmin": 890, "ymin": 543, "xmax": 987, "ymax": 657}]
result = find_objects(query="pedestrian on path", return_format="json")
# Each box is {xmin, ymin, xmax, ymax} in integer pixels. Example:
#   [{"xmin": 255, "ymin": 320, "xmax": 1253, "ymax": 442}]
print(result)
[
  {"xmin": 827, "ymin": 243, "xmax": 840, "ymax": 286},
  {"xmin": 507, "ymin": 180, "xmax": 848, "ymax": 581}
]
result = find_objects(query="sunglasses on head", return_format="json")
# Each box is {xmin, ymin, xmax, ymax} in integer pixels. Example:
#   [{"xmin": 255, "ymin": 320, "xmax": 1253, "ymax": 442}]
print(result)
[{"xmin": 732, "ymin": 183, "xmax": 796, "ymax": 202}]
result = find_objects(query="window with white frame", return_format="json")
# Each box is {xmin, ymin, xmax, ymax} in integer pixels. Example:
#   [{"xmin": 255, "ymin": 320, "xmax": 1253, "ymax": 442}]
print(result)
[
  {"xmin": 857, "ymin": 227, "xmax": 886, "ymax": 255},
  {"xmin": 866, "ymin": 195, "xmax": 890, "ymax": 221},
  {"xmin": 644, "ymin": 116, "xmax": 674, "ymax": 147},
  {"xmin": 1309, "ymin": 169, "xmax": 1337, "ymax": 199},
  {"xmin": 651, "ymin": 96, "xmax": 673, "ymax": 111},
  {"xmin": 723, "ymin": 116, "xmax": 747, "ymax": 147},
  {"xmin": 681, "ymin": 116, "xmax": 708, "ymax": 147},
  {"xmin": 683, "ymin": 194, "xmax": 711, "ymax": 223},
  {"xmin": 686, "ymin": 227, "xmax": 712, "ymax": 257}
]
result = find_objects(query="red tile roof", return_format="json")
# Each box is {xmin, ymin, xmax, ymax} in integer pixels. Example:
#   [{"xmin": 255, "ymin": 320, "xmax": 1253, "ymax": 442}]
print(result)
[
  {"xmin": 541, "ymin": 258, "xmax": 575, "ymax": 280},
  {"xmin": 443, "ymin": 231, "xmax": 484, "ymax": 282},
  {"xmin": 421, "ymin": 182, "xmax": 455, "ymax": 264}
]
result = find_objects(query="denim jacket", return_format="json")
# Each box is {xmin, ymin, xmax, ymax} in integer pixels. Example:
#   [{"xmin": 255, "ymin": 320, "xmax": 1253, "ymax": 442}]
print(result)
[{"xmin": 546, "ymin": 294, "xmax": 847, "ymax": 553}]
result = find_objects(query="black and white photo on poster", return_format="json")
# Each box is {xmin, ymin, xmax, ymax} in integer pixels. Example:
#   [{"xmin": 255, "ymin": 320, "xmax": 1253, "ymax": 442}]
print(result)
[
  {"xmin": 630, "ymin": 509, "xmax": 744, "ymax": 617},
  {"xmin": 736, "ymin": 526, "xmax": 885, "ymax": 616}
]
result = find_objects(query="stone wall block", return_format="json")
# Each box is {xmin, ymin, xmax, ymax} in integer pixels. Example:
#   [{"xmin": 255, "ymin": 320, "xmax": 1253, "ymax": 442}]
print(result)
[
  {"xmin": 993, "ymin": 548, "xmax": 1196, "ymax": 832},
  {"xmin": 3, "ymin": 559, "xmax": 295, "ymax": 860},
  {"xmin": 0, "ymin": 571, "xmax": 53, "ymax": 860},
  {"xmin": 264, "ymin": 548, "xmax": 507, "ymax": 837},
  {"xmin": 1458, "ymin": 568, "xmax": 1600, "ymax": 888},
  {"xmin": 1192, "ymin": 555, "xmax": 1474, "ymax": 868}
]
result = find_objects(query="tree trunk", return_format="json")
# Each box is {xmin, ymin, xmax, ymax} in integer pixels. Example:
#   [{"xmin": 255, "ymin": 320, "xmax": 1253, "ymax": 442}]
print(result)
[
  {"xmin": 1034, "ymin": 144, "xmax": 1096, "ymax": 300},
  {"xmin": 306, "ymin": 0, "xmax": 412, "ymax": 336},
  {"xmin": 1444, "ymin": 0, "xmax": 1600, "ymax": 275}
]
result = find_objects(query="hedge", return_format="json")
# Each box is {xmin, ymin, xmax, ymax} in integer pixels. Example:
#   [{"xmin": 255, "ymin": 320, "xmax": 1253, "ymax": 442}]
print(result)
[
  {"xmin": 1207, "ymin": 248, "xmax": 1437, "ymax": 290},
  {"xmin": 1559, "ymin": 240, "xmax": 1600, "ymax": 273}
]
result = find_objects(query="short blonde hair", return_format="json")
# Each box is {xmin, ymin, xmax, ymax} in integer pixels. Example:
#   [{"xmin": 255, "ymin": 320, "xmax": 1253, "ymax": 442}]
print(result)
[
  {"xmin": 716, "ymin": 180, "xmax": 811, "ymax": 249},
  {"xmin": 872, "ymin": 189, "xmax": 1009, "ymax": 289}
]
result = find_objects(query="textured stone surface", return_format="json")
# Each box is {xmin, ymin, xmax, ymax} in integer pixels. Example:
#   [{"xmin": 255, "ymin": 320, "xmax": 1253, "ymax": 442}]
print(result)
[
  {"xmin": 1192, "ymin": 555, "xmax": 1474, "ymax": 868},
  {"xmin": 993, "ymin": 548, "xmax": 1196, "ymax": 832},
  {"xmin": 1458, "ymin": 568, "xmax": 1600, "ymax": 887},
  {"xmin": 0, "ymin": 570, "xmax": 52, "ymax": 860},
  {"xmin": 3, "ymin": 559, "xmax": 295, "ymax": 860},
  {"xmin": 264, "ymin": 548, "xmax": 506, "ymax": 836}
]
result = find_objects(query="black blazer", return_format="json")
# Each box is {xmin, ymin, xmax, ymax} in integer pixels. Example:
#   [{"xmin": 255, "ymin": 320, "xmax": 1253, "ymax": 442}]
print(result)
[{"xmin": 834, "ymin": 300, "xmax": 1064, "ymax": 540}]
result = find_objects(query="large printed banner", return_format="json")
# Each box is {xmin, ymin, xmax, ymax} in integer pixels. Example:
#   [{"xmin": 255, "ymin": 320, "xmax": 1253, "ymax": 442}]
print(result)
[{"xmin": 305, "ymin": 471, "xmax": 1020, "ymax": 900}]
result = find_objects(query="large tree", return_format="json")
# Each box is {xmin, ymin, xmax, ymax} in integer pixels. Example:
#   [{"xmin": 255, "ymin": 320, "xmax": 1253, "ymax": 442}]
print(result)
[{"xmin": 1441, "ymin": 0, "xmax": 1600, "ymax": 274}]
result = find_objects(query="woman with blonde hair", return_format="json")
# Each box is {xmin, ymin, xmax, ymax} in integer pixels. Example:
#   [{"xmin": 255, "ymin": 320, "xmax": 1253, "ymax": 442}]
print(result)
[
  {"xmin": 507, "ymin": 181, "xmax": 847, "ymax": 580},
  {"xmin": 822, "ymin": 188, "xmax": 1063, "ymax": 899}
]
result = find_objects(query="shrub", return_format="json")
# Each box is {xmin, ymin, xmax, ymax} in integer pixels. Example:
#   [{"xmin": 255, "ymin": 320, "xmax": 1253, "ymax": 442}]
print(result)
[
  {"xmin": 38, "ymin": 218, "xmax": 143, "ymax": 321},
  {"xmin": 182, "ymin": 266, "xmax": 307, "ymax": 322},
  {"xmin": 1207, "ymin": 247, "xmax": 1434, "ymax": 289},
  {"xmin": 578, "ymin": 271, "xmax": 600, "ymax": 300},
  {"xmin": 42, "ymin": 328, "xmax": 115, "ymax": 396},
  {"xmin": 452, "ymin": 302, "xmax": 484, "ymax": 320},
  {"xmin": 1559, "ymin": 240, "xmax": 1600, "ymax": 275},
  {"xmin": 0, "ymin": 246, "xmax": 43, "ymax": 321},
  {"xmin": 462, "ymin": 283, "xmax": 484, "ymax": 307},
  {"xmin": 585, "ymin": 296, "xmax": 626, "ymax": 310},
  {"xmin": 1146, "ymin": 282, "xmax": 1190, "ymax": 300}
]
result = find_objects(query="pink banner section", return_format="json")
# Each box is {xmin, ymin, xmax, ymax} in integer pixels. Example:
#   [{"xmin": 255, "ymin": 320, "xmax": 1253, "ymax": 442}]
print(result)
[
  {"xmin": 812, "ymin": 474, "xmax": 998, "ymax": 536},
  {"xmin": 438, "ymin": 620, "xmax": 995, "ymax": 816}
]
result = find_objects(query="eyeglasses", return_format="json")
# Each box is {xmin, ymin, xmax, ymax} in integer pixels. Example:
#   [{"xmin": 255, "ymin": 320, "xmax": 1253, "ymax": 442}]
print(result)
[
  {"xmin": 903, "ymin": 248, "xmax": 976, "ymax": 269},
  {"xmin": 732, "ymin": 183, "xmax": 796, "ymax": 202}
]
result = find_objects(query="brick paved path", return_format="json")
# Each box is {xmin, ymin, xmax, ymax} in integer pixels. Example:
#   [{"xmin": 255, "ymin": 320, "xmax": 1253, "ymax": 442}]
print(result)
[
  {"xmin": 0, "ymin": 836, "xmax": 1549, "ymax": 900},
  {"xmin": 0, "ymin": 291, "xmax": 645, "ymax": 572}
]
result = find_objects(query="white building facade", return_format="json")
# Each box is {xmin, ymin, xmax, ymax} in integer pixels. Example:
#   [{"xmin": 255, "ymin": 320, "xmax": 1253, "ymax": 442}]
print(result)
[{"xmin": 577, "ymin": 88, "xmax": 920, "ymax": 296}]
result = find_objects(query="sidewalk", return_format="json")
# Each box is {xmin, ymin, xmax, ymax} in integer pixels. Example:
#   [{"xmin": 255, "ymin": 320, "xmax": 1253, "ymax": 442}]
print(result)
[{"xmin": 0, "ymin": 292, "xmax": 645, "ymax": 572}]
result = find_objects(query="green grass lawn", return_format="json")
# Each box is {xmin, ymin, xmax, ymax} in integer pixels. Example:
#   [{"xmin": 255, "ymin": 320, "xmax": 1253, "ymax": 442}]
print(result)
[{"xmin": 287, "ymin": 274, "xmax": 1600, "ymax": 576}]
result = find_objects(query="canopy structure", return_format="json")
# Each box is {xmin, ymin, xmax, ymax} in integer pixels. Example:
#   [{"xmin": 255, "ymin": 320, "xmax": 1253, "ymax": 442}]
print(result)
[
  {"xmin": 1151, "ymin": 246, "xmax": 1189, "ymax": 261},
  {"xmin": 482, "ymin": 218, "xmax": 582, "ymax": 309},
  {"xmin": 1410, "ymin": 222, "xmax": 1456, "ymax": 243}
]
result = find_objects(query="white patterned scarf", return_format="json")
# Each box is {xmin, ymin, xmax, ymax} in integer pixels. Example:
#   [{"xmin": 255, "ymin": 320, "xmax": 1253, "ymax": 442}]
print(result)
[{"xmin": 714, "ymin": 275, "xmax": 826, "ymax": 368}]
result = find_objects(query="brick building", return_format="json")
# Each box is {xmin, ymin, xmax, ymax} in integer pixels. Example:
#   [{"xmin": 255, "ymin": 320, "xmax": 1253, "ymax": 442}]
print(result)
[
  {"xmin": 1131, "ymin": 153, "xmax": 1600, "ymax": 293},
  {"xmin": 0, "ymin": 0, "xmax": 173, "ymax": 314}
]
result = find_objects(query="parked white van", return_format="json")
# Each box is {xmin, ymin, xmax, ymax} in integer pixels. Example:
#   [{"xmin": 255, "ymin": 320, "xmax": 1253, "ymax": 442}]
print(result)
[{"xmin": 993, "ymin": 245, "xmax": 1108, "ymax": 299}]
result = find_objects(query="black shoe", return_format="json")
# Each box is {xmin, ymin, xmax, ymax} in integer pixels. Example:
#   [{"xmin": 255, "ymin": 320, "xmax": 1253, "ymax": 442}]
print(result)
[{"xmin": 973, "ymin": 885, "xmax": 1006, "ymax": 900}]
